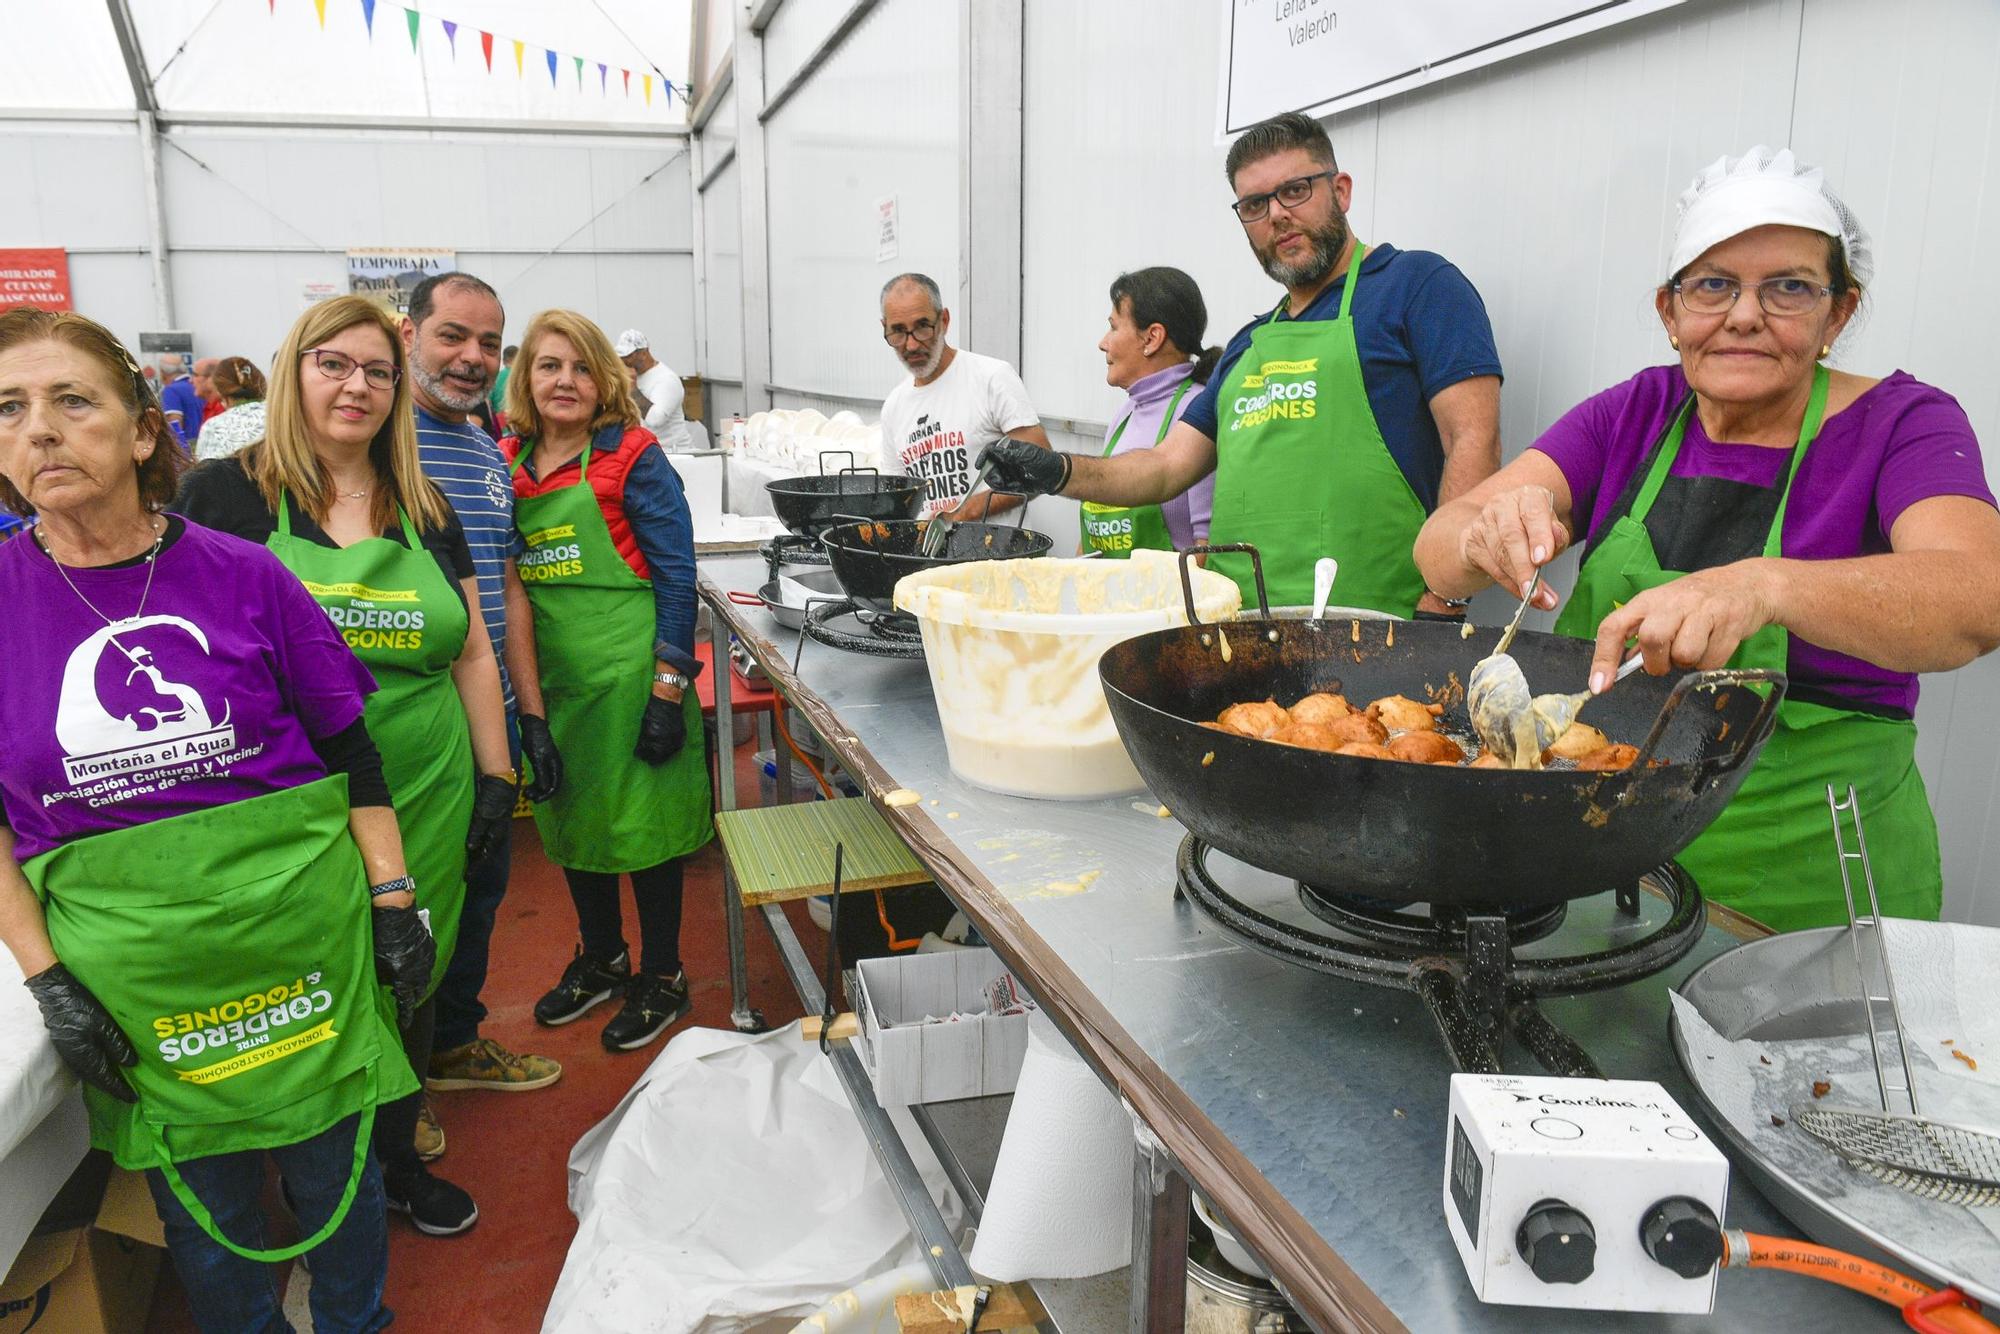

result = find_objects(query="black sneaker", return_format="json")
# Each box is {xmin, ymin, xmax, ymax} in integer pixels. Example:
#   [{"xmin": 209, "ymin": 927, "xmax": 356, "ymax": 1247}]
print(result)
[
  {"xmin": 601, "ymin": 969, "xmax": 690, "ymax": 1052},
  {"xmin": 534, "ymin": 946, "xmax": 631, "ymax": 1026},
  {"xmin": 383, "ymin": 1164, "xmax": 478, "ymax": 1237}
]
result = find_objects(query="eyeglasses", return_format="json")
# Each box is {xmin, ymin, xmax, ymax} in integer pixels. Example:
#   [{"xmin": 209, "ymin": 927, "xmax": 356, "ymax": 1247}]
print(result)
[
  {"xmin": 1671, "ymin": 275, "xmax": 1835, "ymax": 317},
  {"xmin": 1230, "ymin": 170, "xmax": 1335, "ymax": 223},
  {"xmin": 882, "ymin": 318, "xmax": 938, "ymax": 346},
  {"xmin": 301, "ymin": 348, "xmax": 400, "ymax": 390}
]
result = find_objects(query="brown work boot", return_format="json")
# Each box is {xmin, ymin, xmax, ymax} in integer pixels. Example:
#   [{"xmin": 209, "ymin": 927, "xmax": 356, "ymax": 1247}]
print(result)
[
  {"xmin": 415, "ymin": 1095, "xmax": 446, "ymax": 1162},
  {"xmin": 426, "ymin": 1036, "xmax": 564, "ymax": 1092}
]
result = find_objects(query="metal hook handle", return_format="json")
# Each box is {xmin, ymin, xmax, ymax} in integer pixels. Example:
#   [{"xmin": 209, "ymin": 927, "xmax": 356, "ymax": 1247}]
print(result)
[
  {"xmin": 1177, "ymin": 543, "xmax": 1267, "ymax": 626},
  {"xmin": 817, "ymin": 449, "xmax": 856, "ymax": 476},
  {"xmin": 1626, "ymin": 667, "xmax": 1787, "ymax": 775}
]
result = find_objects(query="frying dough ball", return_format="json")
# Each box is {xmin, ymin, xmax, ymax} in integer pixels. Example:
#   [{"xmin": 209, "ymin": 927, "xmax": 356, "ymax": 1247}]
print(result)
[
  {"xmin": 1217, "ymin": 699, "xmax": 1289, "ymax": 738},
  {"xmin": 1468, "ymin": 751, "xmax": 1506, "ymax": 769},
  {"xmin": 1272, "ymin": 721, "xmax": 1349, "ymax": 752},
  {"xmin": 1368, "ymin": 694, "xmax": 1444, "ymax": 733},
  {"xmin": 1388, "ymin": 731, "xmax": 1464, "ymax": 765},
  {"xmin": 1577, "ymin": 743, "xmax": 1641, "ymax": 772},
  {"xmin": 1287, "ymin": 691, "xmax": 1353, "ymax": 725},
  {"xmin": 1334, "ymin": 741, "xmax": 1397, "ymax": 759},
  {"xmin": 1326, "ymin": 711, "xmax": 1390, "ymax": 747},
  {"xmin": 1549, "ymin": 721, "xmax": 1610, "ymax": 761}
]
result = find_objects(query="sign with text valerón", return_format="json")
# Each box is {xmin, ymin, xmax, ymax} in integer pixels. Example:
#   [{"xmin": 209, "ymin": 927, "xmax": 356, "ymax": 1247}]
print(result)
[
  {"xmin": 0, "ymin": 248, "xmax": 71, "ymax": 310},
  {"xmin": 1216, "ymin": 0, "xmax": 1687, "ymax": 138}
]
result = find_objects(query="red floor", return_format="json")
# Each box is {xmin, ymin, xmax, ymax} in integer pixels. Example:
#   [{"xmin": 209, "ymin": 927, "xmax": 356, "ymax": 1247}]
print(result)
[{"xmin": 145, "ymin": 738, "xmax": 816, "ymax": 1331}]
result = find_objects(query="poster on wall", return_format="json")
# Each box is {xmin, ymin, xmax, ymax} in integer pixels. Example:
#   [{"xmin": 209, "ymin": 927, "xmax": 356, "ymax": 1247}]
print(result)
[
  {"xmin": 875, "ymin": 196, "xmax": 900, "ymax": 263},
  {"xmin": 346, "ymin": 248, "xmax": 456, "ymax": 313},
  {"xmin": 1216, "ymin": 0, "xmax": 1687, "ymax": 138},
  {"xmin": 301, "ymin": 281, "xmax": 341, "ymax": 310},
  {"xmin": 0, "ymin": 248, "xmax": 71, "ymax": 310}
]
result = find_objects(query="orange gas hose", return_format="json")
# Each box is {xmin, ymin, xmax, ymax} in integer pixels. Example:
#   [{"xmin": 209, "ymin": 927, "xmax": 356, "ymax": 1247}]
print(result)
[
  {"xmin": 1725, "ymin": 1232, "xmax": 1997, "ymax": 1333},
  {"xmin": 770, "ymin": 707, "xmax": 919, "ymax": 952}
]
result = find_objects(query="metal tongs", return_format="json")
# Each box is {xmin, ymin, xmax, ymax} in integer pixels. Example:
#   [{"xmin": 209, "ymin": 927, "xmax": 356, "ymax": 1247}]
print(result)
[
  {"xmin": 1789, "ymin": 786, "xmax": 2000, "ymax": 1207},
  {"xmin": 917, "ymin": 456, "xmax": 1000, "ymax": 557}
]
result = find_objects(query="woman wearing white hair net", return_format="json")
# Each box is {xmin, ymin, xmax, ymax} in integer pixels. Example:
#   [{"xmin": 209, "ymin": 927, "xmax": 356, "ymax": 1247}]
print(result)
[{"xmin": 1416, "ymin": 147, "xmax": 2000, "ymax": 931}]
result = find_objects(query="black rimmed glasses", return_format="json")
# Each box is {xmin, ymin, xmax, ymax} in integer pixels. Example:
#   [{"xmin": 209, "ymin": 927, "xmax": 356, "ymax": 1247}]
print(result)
[
  {"xmin": 1230, "ymin": 170, "xmax": 1335, "ymax": 223},
  {"xmin": 302, "ymin": 348, "xmax": 401, "ymax": 390},
  {"xmin": 1672, "ymin": 275, "xmax": 1835, "ymax": 317},
  {"xmin": 882, "ymin": 318, "xmax": 939, "ymax": 346}
]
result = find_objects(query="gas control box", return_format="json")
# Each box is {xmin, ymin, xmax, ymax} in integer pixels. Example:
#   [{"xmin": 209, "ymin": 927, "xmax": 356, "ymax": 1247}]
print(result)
[{"xmin": 1443, "ymin": 1074, "xmax": 1729, "ymax": 1313}]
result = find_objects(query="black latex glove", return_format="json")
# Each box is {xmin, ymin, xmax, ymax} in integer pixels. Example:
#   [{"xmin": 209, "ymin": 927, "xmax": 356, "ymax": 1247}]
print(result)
[
  {"xmin": 24, "ymin": 963, "xmax": 138, "ymax": 1103},
  {"xmin": 973, "ymin": 437, "xmax": 1068, "ymax": 498},
  {"xmin": 518, "ymin": 713, "xmax": 564, "ymax": 802},
  {"xmin": 371, "ymin": 903, "xmax": 435, "ymax": 1029},
  {"xmin": 464, "ymin": 773, "xmax": 519, "ymax": 864},
  {"xmin": 634, "ymin": 692, "xmax": 687, "ymax": 765}
]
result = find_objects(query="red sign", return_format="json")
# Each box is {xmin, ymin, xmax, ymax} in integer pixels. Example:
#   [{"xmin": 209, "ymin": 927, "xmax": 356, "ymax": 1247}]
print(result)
[{"xmin": 0, "ymin": 249, "xmax": 72, "ymax": 311}]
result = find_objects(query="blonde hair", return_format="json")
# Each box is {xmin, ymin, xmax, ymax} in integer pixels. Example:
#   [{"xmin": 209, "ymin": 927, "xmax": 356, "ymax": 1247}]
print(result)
[
  {"xmin": 504, "ymin": 309, "xmax": 640, "ymax": 443},
  {"xmin": 245, "ymin": 295, "xmax": 449, "ymax": 532}
]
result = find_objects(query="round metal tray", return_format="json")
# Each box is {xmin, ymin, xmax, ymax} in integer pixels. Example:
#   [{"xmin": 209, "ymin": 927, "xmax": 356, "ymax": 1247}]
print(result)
[{"xmin": 1670, "ymin": 925, "xmax": 2000, "ymax": 1304}]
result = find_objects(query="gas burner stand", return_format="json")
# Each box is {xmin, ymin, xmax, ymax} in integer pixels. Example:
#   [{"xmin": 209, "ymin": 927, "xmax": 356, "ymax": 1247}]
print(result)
[
  {"xmin": 1175, "ymin": 835, "xmax": 1706, "ymax": 1077},
  {"xmin": 761, "ymin": 534, "xmax": 831, "ymax": 582},
  {"xmin": 792, "ymin": 598, "xmax": 926, "ymax": 666}
]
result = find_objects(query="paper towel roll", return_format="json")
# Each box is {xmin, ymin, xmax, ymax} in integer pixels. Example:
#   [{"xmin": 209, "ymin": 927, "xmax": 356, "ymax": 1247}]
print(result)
[{"xmin": 968, "ymin": 1013, "xmax": 1135, "ymax": 1281}]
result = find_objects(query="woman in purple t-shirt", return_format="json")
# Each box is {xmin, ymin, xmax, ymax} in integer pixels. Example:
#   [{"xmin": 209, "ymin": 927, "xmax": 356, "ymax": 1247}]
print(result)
[
  {"xmin": 0, "ymin": 309, "xmax": 433, "ymax": 1331},
  {"xmin": 1416, "ymin": 148, "xmax": 2000, "ymax": 931}
]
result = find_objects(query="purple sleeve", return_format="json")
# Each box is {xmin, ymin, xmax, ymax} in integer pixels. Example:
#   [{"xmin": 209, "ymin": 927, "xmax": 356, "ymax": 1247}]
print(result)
[
  {"xmin": 1170, "ymin": 386, "xmax": 1216, "ymax": 538},
  {"xmin": 1529, "ymin": 368, "xmax": 1683, "ymax": 543},
  {"xmin": 1872, "ymin": 382, "xmax": 1998, "ymax": 538},
  {"xmin": 256, "ymin": 548, "xmax": 377, "ymax": 739}
]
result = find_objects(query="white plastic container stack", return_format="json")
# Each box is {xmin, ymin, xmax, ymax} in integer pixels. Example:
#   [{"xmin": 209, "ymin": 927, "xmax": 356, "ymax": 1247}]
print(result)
[{"xmin": 893, "ymin": 550, "xmax": 1241, "ymax": 799}]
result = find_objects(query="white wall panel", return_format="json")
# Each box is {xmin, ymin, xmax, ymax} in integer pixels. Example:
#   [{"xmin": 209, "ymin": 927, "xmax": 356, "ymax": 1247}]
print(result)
[
  {"xmin": 705, "ymin": 84, "xmax": 739, "ymax": 157},
  {"xmin": 701, "ymin": 159, "xmax": 745, "ymax": 382},
  {"xmin": 763, "ymin": 0, "xmax": 959, "ymax": 404},
  {"xmin": 762, "ymin": 0, "xmax": 852, "ymax": 96}
]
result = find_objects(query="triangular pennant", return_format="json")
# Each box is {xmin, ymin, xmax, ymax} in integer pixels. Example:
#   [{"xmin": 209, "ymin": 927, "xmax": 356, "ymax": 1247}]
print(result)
[
  {"xmin": 597, "ymin": 61, "xmax": 607, "ymax": 93},
  {"xmin": 442, "ymin": 19, "xmax": 458, "ymax": 54},
  {"xmin": 643, "ymin": 74, "xmax": 652, "ymax": 105},
  {"xmin": 621, "ymin": 68, "xmax": 630, "ymax": 95},
  {"xmin": 359, "ymin": 0, "xmax": 375, "ymax": 37},
  {"xmin": 512, "ymin": 39, "xmax": 524, "ymax": 77},
  {"xmin": 545, "ymin": 48, "xmax": 558, "ymax": 86},
  {"xmin": 480, "ymin": 30, "xmax": 493, "ymax": 69},
  {"xmin": 574, "ymin": 55, "xmax": 584, "ymax": 88},
  {"xmin": 404, "ymin": 7, "xmax": 419, "ymax": 51},
  {"xmin": 664, "ymin": 82, "xmax": 674, "ymax": 106},
  {"xmin": 313, "ymin": 0, "xmax": 327, "ymax": 28},
  {"xmin": 267, "ymin": 0, "xmax": 276, "ymax": 13}
]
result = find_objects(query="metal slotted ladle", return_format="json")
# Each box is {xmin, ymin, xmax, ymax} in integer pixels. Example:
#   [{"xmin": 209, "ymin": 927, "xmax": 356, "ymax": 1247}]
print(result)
[{"xmin": 1467, "ymin": 572, "xmax": 1640, "ymax": 765}]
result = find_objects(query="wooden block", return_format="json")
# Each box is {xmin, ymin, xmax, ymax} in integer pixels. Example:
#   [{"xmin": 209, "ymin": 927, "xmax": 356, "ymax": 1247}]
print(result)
[
  {"xmin": 893, "ymin": 1283, "xmax": 1044, "ymax": 1333},
  {"xmin": 799, "ymin": 1013, "xmax": 859, "ymax": 1042}
]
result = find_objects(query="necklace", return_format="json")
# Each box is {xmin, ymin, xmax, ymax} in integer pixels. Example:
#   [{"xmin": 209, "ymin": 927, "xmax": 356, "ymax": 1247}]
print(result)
[
  {"xmin": 37, "ymin": 514, "xmax": 166, "ymax": 628},
  {"xmin": 336, "ymin": 486, "xmax": 371, "ymax": 501}
]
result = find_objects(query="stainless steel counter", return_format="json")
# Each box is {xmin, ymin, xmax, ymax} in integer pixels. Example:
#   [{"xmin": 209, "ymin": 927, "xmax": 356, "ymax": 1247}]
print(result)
[{"xmin": 699, "ymin": 553, "xmax": 1892, "ymax": 1332}]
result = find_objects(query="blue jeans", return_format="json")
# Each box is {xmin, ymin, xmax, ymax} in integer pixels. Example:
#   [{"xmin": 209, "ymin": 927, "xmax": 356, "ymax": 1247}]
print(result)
[
  {"xmin": 433, "ymin": 716, "xmax": 521, "ymax": 1052},
  {"xmin": 146, "ymin": 1112, "xmax": 392, "ymax": 1334}
]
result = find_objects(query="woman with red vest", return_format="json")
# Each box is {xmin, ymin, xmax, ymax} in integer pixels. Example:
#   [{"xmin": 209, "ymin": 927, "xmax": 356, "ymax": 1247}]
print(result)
[{"xmin": 501, "ymin": 310, "xmax": 711, "ymax": 1052}]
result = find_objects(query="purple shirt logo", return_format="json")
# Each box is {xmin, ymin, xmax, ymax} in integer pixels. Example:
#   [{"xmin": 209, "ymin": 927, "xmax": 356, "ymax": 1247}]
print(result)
[{"xmin": 56, "ymin": 615, "xmax": 237, "ymax": 786}]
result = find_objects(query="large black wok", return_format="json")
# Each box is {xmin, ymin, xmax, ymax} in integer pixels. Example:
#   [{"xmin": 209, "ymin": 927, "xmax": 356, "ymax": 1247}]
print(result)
[
  {"xmin": 765, "ymin": 452, "xmax": 924, "ymax": 536},
  {"xmin": 820, "ymin": 517, "xmax": 1053, "ymax": 616},
  {"xmin": 1099, "ymin": 546, "xmax": 1785, "ymax": 908}
]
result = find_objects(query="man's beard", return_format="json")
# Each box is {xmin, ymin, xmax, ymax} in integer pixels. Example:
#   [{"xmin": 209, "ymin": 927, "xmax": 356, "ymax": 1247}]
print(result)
[
  {"xmin": 903, "ymin": 338, "xmax": 946, "ymax": 381},
  {"xmin": 1257, "ymin": 208, "xmax": 1350, "ymax": 289},
  {"xmin": 412, "ymin": 355, "xmax": 488, "ymax": 412}
]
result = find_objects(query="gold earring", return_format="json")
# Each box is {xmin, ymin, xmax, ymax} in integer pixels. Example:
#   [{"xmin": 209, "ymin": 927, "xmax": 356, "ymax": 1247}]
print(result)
[
  {"xmin": 1669, "ymin": 335, "xmax": 1680, "ymax": 351},
  {"xmin": 1821, "ymin": 345, "xmax": 1831, "ymax": 359}
]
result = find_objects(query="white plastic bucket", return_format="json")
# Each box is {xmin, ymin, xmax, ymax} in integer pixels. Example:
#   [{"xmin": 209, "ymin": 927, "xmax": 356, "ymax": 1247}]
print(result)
[{"xmin": 893, "ymin": 550, "xmax": 1242, "ymax": 800}]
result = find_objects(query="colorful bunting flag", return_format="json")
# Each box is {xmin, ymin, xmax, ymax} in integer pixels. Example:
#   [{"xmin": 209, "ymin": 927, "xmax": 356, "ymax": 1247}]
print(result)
[
  {"xmin": 545, "ymin": 48, "xmax": 557, "ymax": 85},
  {"xmin": 642, "ymin": 74, "xmax": 652, "ymax": 105},
  {"xmin": 442, "ymin": 18, "xmax": 458, "ymax": 54},
  {"xmin": 313, "ymin": 0, "xmax": 327, "ymax": 28},
  {"xmin": 512, "ymin": 38, "xmax": 524, "ymax": 78},
  {"xmin": 597, "ymin": 61, "xmax": 607, "ymax": 93},
  {"xmin": 574, "ymin": 55, "xmax": 584, "ymax": 89},
  {"xmin": 360, "ymin": 0, "xmax": 375, "ymax": 37},
  {"xmin": 480, "ymin": 29, "xmax": 492, "ymax": 70},
  {"xmin": 622, "ymin": 68, "xmax": 630, "ymax": 95},
  {"xmin": 404, "ymin": 7, "xmax": 420, "ymax": 51}
]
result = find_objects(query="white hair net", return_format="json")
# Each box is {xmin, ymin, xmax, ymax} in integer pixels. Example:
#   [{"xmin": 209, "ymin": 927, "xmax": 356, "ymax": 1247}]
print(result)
[{"xmin": 1669, "ymin": 146, "xmax": 1872, "ymax": 287}]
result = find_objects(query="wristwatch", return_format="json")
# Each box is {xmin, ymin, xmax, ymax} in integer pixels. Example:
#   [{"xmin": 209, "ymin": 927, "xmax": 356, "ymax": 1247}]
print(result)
[{"xmin": 654, "ymin": 670, "xmax": 691, "ymax": 691}]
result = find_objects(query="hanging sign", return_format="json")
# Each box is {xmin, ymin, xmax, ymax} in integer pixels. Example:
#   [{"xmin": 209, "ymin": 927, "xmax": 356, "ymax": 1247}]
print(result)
[
  {"xmin": 301, "ymin": 281, "xmax": 342, "ymax": 310},
  {"xmin": 1216, "ymin": 0, "xmax": 1687, "ymax": 138},
  {"xmin": 0, "ymin": 248, "xmax": 72, "ymax": 311},
  {"xmin": 346, "ymin": 248, "xmax": 457, "ymax": 313},
  {"xmin": 875, "ymin": 196, "xmax": 899, "ymax": 264}
]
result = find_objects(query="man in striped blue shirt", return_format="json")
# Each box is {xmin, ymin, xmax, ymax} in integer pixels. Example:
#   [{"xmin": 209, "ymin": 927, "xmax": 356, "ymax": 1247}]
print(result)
[{"xmin": 403, "ymin": 272, "xmax": 567, "ymax": 1145}]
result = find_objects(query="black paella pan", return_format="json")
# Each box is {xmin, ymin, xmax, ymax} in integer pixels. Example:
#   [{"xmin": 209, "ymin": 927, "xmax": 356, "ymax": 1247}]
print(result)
[
  {"xmin": 764, "ymin": 450, "xmax": 925, "ymax": 537},
  {"xmin": 1098, "ymin": 546, "xmax": 1786, "ymax": 908}
]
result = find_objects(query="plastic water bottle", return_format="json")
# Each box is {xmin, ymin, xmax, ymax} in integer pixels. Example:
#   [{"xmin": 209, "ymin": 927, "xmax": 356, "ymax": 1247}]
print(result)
[{"xmin": 728, "ymin": 414, "xmax": 746, "ymax": 452}]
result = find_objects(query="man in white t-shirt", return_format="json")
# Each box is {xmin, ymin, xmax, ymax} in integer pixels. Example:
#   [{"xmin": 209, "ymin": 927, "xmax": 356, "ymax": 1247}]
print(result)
[
  {"xmin": 614, "ymin": 328, "xmax": 695, "ymax": 451},
  {"xmin": 878, "ymin": 273, "xmax": 1051, "ymax": 519}
]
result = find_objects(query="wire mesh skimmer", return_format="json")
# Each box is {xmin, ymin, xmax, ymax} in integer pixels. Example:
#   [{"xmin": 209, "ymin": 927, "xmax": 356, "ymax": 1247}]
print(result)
[{"xmin": 1789, "ymin": 784, "xmax": 2000, "ymax": 1207}]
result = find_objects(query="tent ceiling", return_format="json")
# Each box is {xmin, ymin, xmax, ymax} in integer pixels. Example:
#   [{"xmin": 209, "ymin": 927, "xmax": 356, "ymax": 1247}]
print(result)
[{"xmin": 8, "ymin": 0, "xmax": 693, "ymax": 130}]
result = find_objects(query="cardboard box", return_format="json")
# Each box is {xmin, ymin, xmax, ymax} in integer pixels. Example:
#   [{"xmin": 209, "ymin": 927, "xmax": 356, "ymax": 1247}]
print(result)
[
  {"xmin": 680, "ymin": 374, "xmax": 704, "ymax": 425},
  {"xmin": 0, "ymin": 1169, "xmax": 164, "ymax": 1333},
  {"xmin": 854, "ymin": 948, "xmax": 1032, "ymax": 1104}
]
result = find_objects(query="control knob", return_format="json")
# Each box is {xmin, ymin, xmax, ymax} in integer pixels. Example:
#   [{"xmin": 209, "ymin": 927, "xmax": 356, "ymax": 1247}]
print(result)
[{"xmin": 1515, "ymin": 1198, "xmax": 1596, "ymax": 1285}]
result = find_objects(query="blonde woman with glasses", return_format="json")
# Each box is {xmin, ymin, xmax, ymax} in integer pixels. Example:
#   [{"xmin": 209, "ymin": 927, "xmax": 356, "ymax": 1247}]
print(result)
[{"xmin": 176, "ymin": 294, "xmax": 513, "ymax": 1237}]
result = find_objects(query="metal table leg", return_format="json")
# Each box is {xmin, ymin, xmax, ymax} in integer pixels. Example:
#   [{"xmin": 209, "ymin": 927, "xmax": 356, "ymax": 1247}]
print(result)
[
  {"xmin": 1128, "ymin": 1129, "xmax": 1188, "ymax": 1331},
  {"xmin": 714, "ymin": 636, "xmax": 764, "ymax": 1033}
]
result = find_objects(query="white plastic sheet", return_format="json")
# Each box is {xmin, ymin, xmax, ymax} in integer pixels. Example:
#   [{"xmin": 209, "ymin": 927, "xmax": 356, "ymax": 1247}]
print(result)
[{"xmin": 544, "ymin": 1022, "xmax": 961, "ymax": 1334}]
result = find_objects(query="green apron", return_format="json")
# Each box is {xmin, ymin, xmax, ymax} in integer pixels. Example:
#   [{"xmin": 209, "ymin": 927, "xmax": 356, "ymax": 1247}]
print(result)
[
  {"xmin": 1080, "ymin": 377, "xmax": 1192, "ymax": 557},
  {"xmin": 1554, "ymin": 366, "xmax": 1941, "ymax": 931},
  {"xmin": 267, "ymin": 497, "xmax": 472, "ymax": 999},
  {"xmin": 510, "ymin": 440, "xmax": 711, "ymax": 872},
  {"xmin": 24, "ymin": 777, "xmax": 414, "ymax": 1260},
  {"xmin": 1206, "ymin": 246, "xmax": 1430, "ymax": 612}
]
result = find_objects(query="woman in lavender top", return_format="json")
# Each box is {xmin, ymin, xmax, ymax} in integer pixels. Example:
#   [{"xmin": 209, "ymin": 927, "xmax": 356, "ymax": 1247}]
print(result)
[
  {"xmin": 1079, "ymin": 267, "xmax": 1220, "ymax": 556},
  {"xmin": 1416, "ymin": 148, "xmax": 2000, "ymax": 931}
]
